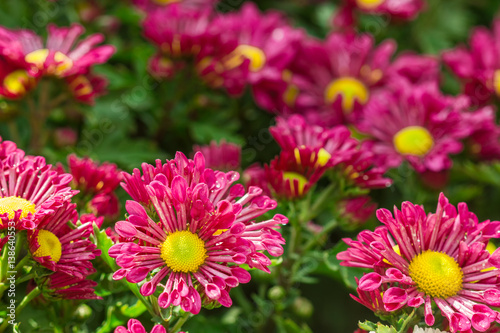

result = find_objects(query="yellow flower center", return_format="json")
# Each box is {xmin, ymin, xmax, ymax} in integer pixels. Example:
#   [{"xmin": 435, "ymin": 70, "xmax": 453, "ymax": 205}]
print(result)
[
  {"xmin": 225, "ymin": 45, "xmax": 266, "ymax": 72},
  {"xmin": 355, "ymin": 0, "xmax": 385, "ymax": 9},
  {"xmin": 32, "ymin": 230, "xmax": 62, "ymax": 263},
  {"xmin": 0, "ymin": 196, "xmax": 36, "ymax": 219},
  {"xmin": 160, "ymin": 230, "xmax": 207, "ymax": 273},
  {"xmin": 393, "ymin": 126, "xmax": 434, "ymax": 156},
  {"xmin": 408, "ymin": 251, "xmax": 463, "ymax": 298},
  {"xmin": 68, "ymin": 75, "xmax": 93, "ymax": 97},
  {"xmin": 283, "ymin": 172, "xmax": 308, "ymax": 196},
  {"xmin": 324, "ymin": 77, "xmax": 369, "ymax": 113},
  {"xmin": 3, "ymin": 70, "xmax": 35, "ymax": 96},
  {"xmin": 25, "ymin": 49, "xmax": 73, "ymax": 76},
  {"xmin": 493, "ymin": 70, "xmax": 500, "ymax": 97}
]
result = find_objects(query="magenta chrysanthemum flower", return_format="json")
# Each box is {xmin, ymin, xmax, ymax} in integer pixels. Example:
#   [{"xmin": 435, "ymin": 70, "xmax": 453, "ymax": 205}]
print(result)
[
  {"xmin": 193, "ymin": 140, "xmax": 241, "ymax": 171},
  {"xmin": 443, "ymin": 20, "xmax": 500, "ymax": 106},
  {"xmin": 143, "ymin": 4, "xmax": 214, "ymax": 61},
  {"xmin": 462, "ymin": 107, "xmax": 500, "ymax": 161},
  {"xmin": 28, "ymin": 201, "xmax": 101, "ymax": 279},
  {"xmin": 0, "ymin": 56, "xmax": 37, "ymax": 99},
  {"xmin": 338, "ymin": 196, "xmax": 377, "ymax": 226},
  {"xmin": 67, "ymin": 154, "xmax": 121, "ymax": 196},
  {"xmin": 388, "ymin": 53, "xmax": 440, "ymax": 86},
  {"xmin": 204, "ymin": 3, "xmax": 304, "ymax": 96},
  {"xmin": 62, "ymin": 154, "xmax": 121, "ymax": 219},
  {"xmin": 0, "ymin": 136, "xmax": 23, "ymax": 162},
  {"xmin": 269, "ymin": 115, "xmax": 358, "ymax": 165},
  {"xmin": 262, "ymin": 32, "xmax": 395, "ymax": 126},
  {"xmin": 133, "ymin": 0, "xmax": 217, "ymax": 13},
  {"xmin": 115, "ymin": 319, "xmax": 166, "ymax": 333},
  {"xmin": 110, "ymin": 152, "xmax": 288, "ymax": 314},
  {"xmin": 341, "ymin": 147, "xmax": 393, "ymax": 189},
  {"xmin": 265, "ymin": 147, "xmax": 333, "ymax": 199},
  {"xmin": 0, "ymin": 153, "xmax": 75, "ymax": 232},
  {"xmin": 43, "ymin": 271, "xmax": 101, "ymax": 300},
  {"xmin": 334, "ymin": 0, "xmax": 426, "ymax": 29},
  {"xmin": 357, "ymin": 82, "xmax": 470, "ymax": 172},
  {"xmin": 65, "ymin": 71, "xmax": 108, "ymax": 105},
  {"xmin": 242, "ymin": 164, "xmax": 272, "ymax": 197},
  {"xmin": 337, "ymin": 193, "xmax": 500, "ymax": 332},
  {"xmin": 0, "ymin": 23, "xmax": 114, "ymax": 79}
]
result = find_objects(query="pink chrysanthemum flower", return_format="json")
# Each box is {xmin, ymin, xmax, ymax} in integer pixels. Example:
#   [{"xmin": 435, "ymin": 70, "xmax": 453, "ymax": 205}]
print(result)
[
  {"xmin": 334, "ymin": 0, "xmax": 426, "ymax": 29},
  {"xmin": 264, "ymin": 32, "xmax": 395, "ymax": 126},
  {"xmin": 133, "ymin": 0, "xmax": 217, "ymax": 13},
  {"xmin": 42, "ymin": 271, "xmax": 101, "ymax": 300},
  {"xmin": 265, "ymin": 147, "xmax": 333, "ymax": 199},
  {"xmin": 115, "ymin": 319, "xmax": 166, "ymax": 333},
  {"xmin": 443, "ymin": 20, "xmax": 500, "ymax": 106},
  {"xmin": 0, "ymin": 56, "xmax": 37, "ymax": 99},
  {"xmin": 356, "ymin": 82, "xmax": 470, "ymax": 172},
  {"xmin": 65, "ymin": 71, "xmax": 108, "ymax": 105},
  {"xmin": 270, "ymin": 115, "xmax": 358, "ymax": 165},
  {"xmin": 387, "ymin": 53, "xmax": 440, "ymax": 86},
  {"xmin": 0, "ymin": 23, "xmax": 114, "ymax": 79},
  {"xmin": 242, "ymin": 164, "xmax": 272, "ymax": 197},
  {"xmin": 0, "ymin": 136, "xmax": 23, "ymax": 162},
  {"xmin": 28, "ymin": 201, "xmax": 101, "ymax": 279},
  {"xmin": 203, "ymin": 3, "xmax": 304, "ymax": 96},
  {"xmin": 339, "ymin": 196, "xmax": 377, "ymax": 226},
  {"xmin": 110, "ymin": 152, "xmax": 287, "ymax": 314},
  {"xmin": 143, "ymin": 4, "xmax": 214, "ymax": 62},
  {"xmin": 351, "ymin": 276, "xmax": 390, "ymax": 316},
  {"xmin": 462, "ymin": 107, "xmax": 500, "ymax": 161},
  {"xmin": 337, "ymin": 193, "xmax": 500, "ymax": 332},
  {"xmin": 193, "ymin": 140, "xmax": 241, "ymax": 171},
  {"xmin": 0, "ymin": 153, "xmax": 75, "ymax": 232},
  {"xmin": 341, "ymin": 147, "xmax": 393, "ymax": 189},
  {"xmin": 67, "ymin": 154, "xmax": 121, "ymax": 196}
]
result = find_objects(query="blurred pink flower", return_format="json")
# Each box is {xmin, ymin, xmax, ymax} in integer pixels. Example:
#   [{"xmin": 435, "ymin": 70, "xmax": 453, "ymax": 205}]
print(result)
[
  {"xmin": 334, "ymin": 0, "xmax": 426, "ymax": 29},
  {"xmin": 193, "ymin": 140, "xmax": 241, "ymax": 171},
  {"xmin": 133, "ymin": 0, "xmax": 217, "ymax": 13},
  {"xmin": 270, "ymin": 115, "xmax": 358, "ymax": 165},
  {"xmin": 356, "ymin": 82, "xmax": 471, "ymax": 172},
  {"xmin": 443, "ymin": 20, "xmax": 500, "ymax": 106},
  {"xmin": 339, "ymin": 196, "xmax": 377, "ymax": 226},
  {"xmin": 0, "ymin": 23, "xmax": 114, "ymax": 78},
  {"xmin": 255, "ymin": 32, "xmax": 395, "ymax": 127},
  {"xmin": 204, "ymin": 3, "xmax": 304, "ymax": 96}
]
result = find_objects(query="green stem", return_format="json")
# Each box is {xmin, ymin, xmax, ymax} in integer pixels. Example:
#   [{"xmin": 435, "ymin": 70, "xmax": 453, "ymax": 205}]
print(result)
[
  {"xmin": 0, "ymin": 287, "xmax": 42, "ymax": 333},
  {"xmin": 0, "ymin": 241, "xmax": 9, "ymax": 283},
  {"xmin": 13, "ymin": 255, "xmax": 30, "ymax": 274},
  {"xmin": 17, "ymin": 286, "xmax": 41, "ymax": 313},
  {"xmin": 7, "ymin": 121, "xmax": 21, "ymax": 145},
  {"xmin": 302, "ymin": 218, "xmax": 338, "ymax": 253},
  {"xmin": 121, "ymin": 280, "xmax": 157, "ymax": 318},
  {"xmin": 15, "ymin": 272, "xmax": 34, "ymax": 285},
  {"xmin": 397, "ymin": 309, "xmax": 417, "ymax": 333},
  {"xmin": 169, "ymin": 312, "xmax": 192, "ymax": 333}
]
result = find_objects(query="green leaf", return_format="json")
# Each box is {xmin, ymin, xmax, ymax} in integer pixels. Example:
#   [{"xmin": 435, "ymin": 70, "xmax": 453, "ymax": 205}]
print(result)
[{"xmin": 321, "ymin": 241, "xmax": 369, "ymax": 290}]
